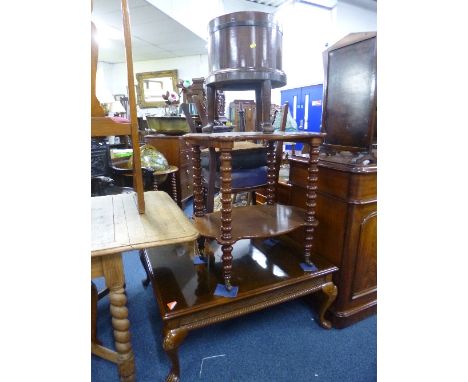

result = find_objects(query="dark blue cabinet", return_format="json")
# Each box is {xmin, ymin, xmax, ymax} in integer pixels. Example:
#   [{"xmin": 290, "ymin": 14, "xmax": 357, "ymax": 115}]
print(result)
[{"xmin": 281, "ymin": 84, "xmax": 323, "ymax": 150}]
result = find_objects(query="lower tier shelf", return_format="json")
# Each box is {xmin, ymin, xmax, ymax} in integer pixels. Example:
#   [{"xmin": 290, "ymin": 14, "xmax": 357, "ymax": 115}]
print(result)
[{"xmin": 193, "ymin": 204, "xmax": 316, "ymax": 242}]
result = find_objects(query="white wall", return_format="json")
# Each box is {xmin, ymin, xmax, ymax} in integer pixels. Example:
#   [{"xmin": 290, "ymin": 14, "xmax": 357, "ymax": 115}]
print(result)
[
  {"xmin": 274, "ymin": 2, "xmax": 333, "ymax": 94},
  {"xmin": 99, "ymin": 54, "xmax": 208, "ymax": 116},
  {"xmin": 96, "ymin": 62, "xmax": 116, "ymax": 103},
  {"xmin": 331, "ymin": 0, "xmax": 377, "ymax": 44},
  {"xmin": 109, "ymin": 54, "xmax": 209, "ymax": 95}
]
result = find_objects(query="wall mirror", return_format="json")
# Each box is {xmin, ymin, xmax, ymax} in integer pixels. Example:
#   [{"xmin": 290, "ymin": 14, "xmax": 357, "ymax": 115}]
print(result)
[{"xmin": 136, "ymin": 70, "xmax": 178, "ymax": 108}]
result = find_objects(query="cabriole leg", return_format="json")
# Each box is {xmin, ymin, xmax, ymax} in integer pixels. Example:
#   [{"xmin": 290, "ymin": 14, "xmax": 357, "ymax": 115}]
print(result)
[
  {"xmin": 163, "ymin": 328, "xmax": 189, "ymax": 382},
  {"xmin": 318, "ymin": 282, "xmax": 338, "ymax": 329}
]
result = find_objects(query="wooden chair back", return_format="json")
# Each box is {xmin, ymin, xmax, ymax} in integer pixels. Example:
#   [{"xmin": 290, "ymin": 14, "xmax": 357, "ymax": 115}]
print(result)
[{"xmin": 91, "ymin": 0, "xmax": 145, "ymax": 213}]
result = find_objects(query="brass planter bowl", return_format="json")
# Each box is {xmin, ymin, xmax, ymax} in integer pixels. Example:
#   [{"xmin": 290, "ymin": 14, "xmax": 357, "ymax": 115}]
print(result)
[{"xmin": 146, "ymin": 116, "xmax": 189, "ymax": 135}]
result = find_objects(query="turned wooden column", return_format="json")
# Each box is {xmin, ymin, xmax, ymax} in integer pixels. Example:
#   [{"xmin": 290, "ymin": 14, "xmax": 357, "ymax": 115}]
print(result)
[
  {"xmin": 304, "ymin": 140, "xmax": 320, "ymax": 266},
  {"xmin": 219, "ymin": 143, "xmax": 234, "ymax": 290},
  {"xmin": 254, "ymin": 80, "xmax": 272, "ymax": 132},
  {"xmin": 192, "ymin": 144, "xmax": 208, "ymax": 258},
  {"xmin": 192, "ymin": 144, "xmax": 205, "ymax": 218},
  {"xmin": 261, "ymin": 80, "xmax": 272, "ymax": 128},
  {"xmin": 206, "ymin": 86, "xmax": 216, "ymax": 131},
  {"xmin": 170, "ymin": 173, "xmax": 178, "ymax": 203},
  {"xmin": 102, "ymin": 253, "xmax": 135, "ymax": 382},
  {"xmin": 266, "ymin": 140, "xmax": 276, "ymax": 205},
  {"xmin": 255, "ymin": 87, "xmax": 262, "ymax": 131}
]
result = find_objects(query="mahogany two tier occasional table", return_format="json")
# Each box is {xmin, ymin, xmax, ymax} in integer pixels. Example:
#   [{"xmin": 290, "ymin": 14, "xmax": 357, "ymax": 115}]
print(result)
[
  {"xmin": 184, "ymin": 131, "xmax": 336, "ymax": 290},
  {"xmin": 144, "ymin": 132, "xmax": 339, "ymax": 381}
]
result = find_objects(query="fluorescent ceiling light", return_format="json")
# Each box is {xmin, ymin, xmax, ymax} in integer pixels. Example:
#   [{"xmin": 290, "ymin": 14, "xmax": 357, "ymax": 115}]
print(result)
[{"xmin": 300, "ymin": 0, "xmax": 337, "ymax": 8}]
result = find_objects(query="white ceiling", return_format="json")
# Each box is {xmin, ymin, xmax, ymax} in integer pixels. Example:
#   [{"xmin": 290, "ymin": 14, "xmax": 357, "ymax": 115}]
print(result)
[
  {"xmin": 92, "ymin": 0, "xmax": 208, "ymax": 63},
  {"xmin": 92, "ymin": 0, "xmax": 376, "ymax": 64}
]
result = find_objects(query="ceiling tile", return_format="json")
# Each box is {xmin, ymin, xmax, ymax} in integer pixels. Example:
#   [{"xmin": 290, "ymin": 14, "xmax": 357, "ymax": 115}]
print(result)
[{"xmin": 93, "ymin": 0, "xmax": 210, "ymax": 62}]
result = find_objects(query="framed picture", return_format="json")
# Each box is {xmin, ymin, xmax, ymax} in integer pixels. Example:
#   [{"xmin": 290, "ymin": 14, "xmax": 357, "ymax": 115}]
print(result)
[{"xmin": 136, "ymin": 70, "xmax": 178, "ymax": 108}]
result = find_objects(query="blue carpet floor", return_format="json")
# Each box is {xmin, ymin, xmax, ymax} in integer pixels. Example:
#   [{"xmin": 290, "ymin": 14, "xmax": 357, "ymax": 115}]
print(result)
[{"xmin": 92, "ymin": 200, "xmax": 376, "ymax": 381}]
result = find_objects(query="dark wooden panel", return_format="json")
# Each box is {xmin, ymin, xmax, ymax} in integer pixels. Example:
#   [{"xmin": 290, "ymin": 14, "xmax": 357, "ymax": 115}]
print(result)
[
  {"xmin": 351, "ymin": 211, "xmax": 377, "ymax": 299},
  {"xmin": 322, "ymin": 36, "xmax": 377, "ymax": 151},
  {"xmin": 348, "ymin": 172, "xmax": 377, "ymax": 201}
]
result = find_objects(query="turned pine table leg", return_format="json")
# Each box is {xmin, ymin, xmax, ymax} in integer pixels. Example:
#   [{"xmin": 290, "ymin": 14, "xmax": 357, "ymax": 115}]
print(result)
[
  {"xmin": 266, "ymin": 140, "xmax": 276, "ymax": 205},
  {"xmin": 318, "ymin": 282, "xmax": 338, "ymax": 329},
  {"xmin": 304, "ymin": 141, "xmax": 320, "ymax": 266},
  {"xmin": 163, "ymin": 327, "xmax": 189, "ymax": 382},
  {"xmin": 220, "ymin": 145, "xmax": 234, "ymax": 290},
  {"xmin": 102, "ymin": 253, "xmax": 135, "ymax": 382}
]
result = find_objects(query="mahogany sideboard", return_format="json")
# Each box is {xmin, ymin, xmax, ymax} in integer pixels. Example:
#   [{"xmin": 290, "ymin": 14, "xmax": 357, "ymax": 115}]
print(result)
[
  {"xmin": 287, "ymin": 155, "xmax": 377, "ymax": 328},
  {"xmin": 144, "ymin": 134, "xmax": 193, "ymax": 207}
]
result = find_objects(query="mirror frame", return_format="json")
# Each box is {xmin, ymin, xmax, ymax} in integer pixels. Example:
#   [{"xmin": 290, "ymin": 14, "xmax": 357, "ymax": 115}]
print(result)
[{"xmin": 136, "ymin": 69, "xmax": 178, "ymax": 108}]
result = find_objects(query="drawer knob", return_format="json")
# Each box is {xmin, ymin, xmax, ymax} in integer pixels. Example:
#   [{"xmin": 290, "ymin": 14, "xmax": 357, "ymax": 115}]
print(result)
[{"xmin": 185, "ymin": 169, "xmax": 190, "ymax": 175}]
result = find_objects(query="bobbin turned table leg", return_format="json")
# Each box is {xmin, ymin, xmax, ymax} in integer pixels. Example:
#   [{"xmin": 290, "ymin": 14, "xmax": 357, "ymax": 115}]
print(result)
[
  {"xmin": 304, "ymin": 140, "xmax": 320, "ymax": 266},
  {"xmin": 192, "ymin": 145, "xmax": 204, "ymax": 218},
  {"xmin": 139, "ymin": 249, "xmax": 151, "ymax": 288},
  {"xmin": 170, "ymin": 172, "xmax": 178, "ymax": 203},
  {"xmin": 266, "ymin": 141, "xmax": 276, "ymax": 205},
  {"xmin": 102, "ymin": 253, "xmax": 135, "ymax": 382},
  {"xmin": 191, "ymin": 144, "xmax": 207, "ymax": 258},
  {"xmin": 220, "ymin": 145, "xmax": 233, "ymax": 290}
]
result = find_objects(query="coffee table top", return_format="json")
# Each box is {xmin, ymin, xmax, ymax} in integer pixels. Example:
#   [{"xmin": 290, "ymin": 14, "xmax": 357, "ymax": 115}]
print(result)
[{"xmin": 146, "ymin": 237, "xmax": 338, "ymax": 320}]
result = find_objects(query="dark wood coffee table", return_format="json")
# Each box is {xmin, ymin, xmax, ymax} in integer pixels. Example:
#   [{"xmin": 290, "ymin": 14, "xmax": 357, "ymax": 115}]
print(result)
[{"xmin": 144, "ymin": 235, "xmax": 338, "ymax": 382}]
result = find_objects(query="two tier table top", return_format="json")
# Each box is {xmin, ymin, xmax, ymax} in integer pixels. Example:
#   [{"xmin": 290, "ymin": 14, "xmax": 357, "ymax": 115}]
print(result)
[{"xmin": 183, "ymin": 131, "xmax": 326, "ymax": 146}]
